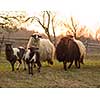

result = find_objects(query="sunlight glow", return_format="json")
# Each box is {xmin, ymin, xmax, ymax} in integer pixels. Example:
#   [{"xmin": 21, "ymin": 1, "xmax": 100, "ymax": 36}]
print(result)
[{"xmin": 0, "ymin": 0, "xmax": 100, "ymax": 37}]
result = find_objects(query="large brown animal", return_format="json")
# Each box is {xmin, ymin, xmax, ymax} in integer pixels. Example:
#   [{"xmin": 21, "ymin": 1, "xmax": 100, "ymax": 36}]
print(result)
[{"xmin": 56, "ymin": 37, "xmax": 81, "ymax": 71}]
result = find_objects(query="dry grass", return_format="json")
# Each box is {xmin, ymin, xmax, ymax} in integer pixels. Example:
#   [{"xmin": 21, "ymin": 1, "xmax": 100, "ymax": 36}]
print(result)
[{"xmin": 0, "ymin": 53, "xmax": 100, "ymax": 88}]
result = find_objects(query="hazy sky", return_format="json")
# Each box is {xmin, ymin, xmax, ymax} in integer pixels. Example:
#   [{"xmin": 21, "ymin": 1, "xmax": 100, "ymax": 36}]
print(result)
[{"xmin": 0, "ymin": 0, "xmax": 100, "ymax": 32}]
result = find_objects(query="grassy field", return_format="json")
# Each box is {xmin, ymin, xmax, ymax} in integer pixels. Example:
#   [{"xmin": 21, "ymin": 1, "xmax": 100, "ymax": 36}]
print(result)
[{"xmin": 0, "ymin": 52, "xmax": 100, "ymax": 88}]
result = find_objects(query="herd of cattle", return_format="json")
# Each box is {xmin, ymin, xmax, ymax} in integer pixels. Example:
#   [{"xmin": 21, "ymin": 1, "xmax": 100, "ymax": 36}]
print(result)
[{"xmin": 5, "ymin": 33, "xmax": 86, "ymax": 75}]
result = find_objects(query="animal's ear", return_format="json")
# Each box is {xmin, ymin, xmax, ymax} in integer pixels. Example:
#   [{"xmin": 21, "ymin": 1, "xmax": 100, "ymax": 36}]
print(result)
[
  {"xmin": 38, "ymin": 35, "xmax": 42, "ymax": 38},
  {"xmin": 31, "ymin": 34, "xmax": 35, "ymax": 38},
  {"xmin": 31, "ymin": 34, "xmax": 42, "ymax": 39}
]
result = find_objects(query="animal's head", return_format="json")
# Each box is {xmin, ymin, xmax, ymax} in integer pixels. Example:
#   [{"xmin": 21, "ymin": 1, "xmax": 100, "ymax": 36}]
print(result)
[
  {"xmin": 5, "ymin": 43, "xmax": 12, "ymax": 50},
  {"xmin": 31, "ymin": 34, "xmax": 42, "ymax": 40}
]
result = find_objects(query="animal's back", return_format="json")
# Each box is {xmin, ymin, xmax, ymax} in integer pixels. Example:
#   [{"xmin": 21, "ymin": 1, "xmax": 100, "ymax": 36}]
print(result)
[
  {"xmin": 13, "ymin": 48, "xmax": 20, "ymax": 57},
  {"xmin": 39, "ymin": 39, "xmax": 55, "ymax": 61},
  {"xmin": 73, "ymin": 39, "xmax": 86, "ymax": 57},
  {"xmin": 56, "ymin": 37, "xmax": 69, "ymax": 62},
  {"xmin": 67, "ymin": 39, "xmax": 80, "ymax": 61},
  {"xmin": 56, "ymin": 37, "xmax": 80, "ymax": 62},
  {"xmin": 18, "ymin": 47, "xmax": 25, "ymax": 59}
]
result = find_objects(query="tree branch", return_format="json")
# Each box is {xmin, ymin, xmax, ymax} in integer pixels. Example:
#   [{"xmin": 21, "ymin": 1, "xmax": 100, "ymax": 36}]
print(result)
[{"xmin": 46, "ymin": 11, "xmax": 50, "ymax": 30}]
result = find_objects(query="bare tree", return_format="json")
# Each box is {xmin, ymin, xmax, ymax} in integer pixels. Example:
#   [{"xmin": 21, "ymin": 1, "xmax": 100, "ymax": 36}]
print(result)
[
  {"xmin": 95, "ymin": 27, "xmax": 100, "ymax": 41},
  {"xmin": 51, "ymin": 12, "xmax": 57, "ymax": 46},
  {"xmin": 64, "ymin": 16, "xmax": 87, "ymax": 39},
  {"xmin": 35, "ymin": 11, "xmax": 51, "ymax": 41},
  {"xmin": 0, "ymin": 11, "xmax": 27, "ymax": 54},
  {"xmin": 0, "ymin": 11, "xmax": 27, "ymax": 38},
  {"xmin": 24, "ymin": 11, "xmax": 57, "ymax": 46}
]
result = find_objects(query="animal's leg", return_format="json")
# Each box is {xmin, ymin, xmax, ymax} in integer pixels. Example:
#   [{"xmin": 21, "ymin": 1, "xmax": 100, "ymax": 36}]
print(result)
[
  {"xmin": 37, "ymin": 61, "xmax": 42, "ymax": 72},
  {"xmin": 80, "ymin": 55, "xmax": 84, "ymax": 64},
  {"xmin": 30, "ymin": 63, "xmax": 33, "ymax": 75},
  {"xmin": 23, "ymin": 60, "xmax": 27, "ymax": 70},
  {"xmin": 16, "ymin": 63, "xmax": 20, "ymax": 70},
  {"xmin": 68, "ymin": 61, "xmax": 73, "ymax": 69},
  {"xmin": 31, "ymin": 62, "xmax": 36, "ymax": 68},
  {"xmin": 75, "ymin": 60, "xmax": 78, "ymax": 68},
  {"xmin": 75, "ymin": 60, "xmax": 80, "ymax": 69},
  {"xmin": 63, "ymin": 61, "xmax": 67, "ymax": 71},
  {"xmin": 16, "ymin": 60, "xmax": 22, "ymax": 70},
  {"xmin": 11, "ymin": 63, "xmax": 15, "ymax": 71},
  {"xmin": 77, "ymin": 61, "xmax": 80, "ymax": 69},
  {"xmin": 28, "ymin": 63, "xmax": 31, "ymax": 74},
  {"xmin": 48, "ymin": 60, "xmax": 53, "ymax": 65},
  {"xmin": 34, "ymin": 64, "xmax": 36, "ymax": 68}
]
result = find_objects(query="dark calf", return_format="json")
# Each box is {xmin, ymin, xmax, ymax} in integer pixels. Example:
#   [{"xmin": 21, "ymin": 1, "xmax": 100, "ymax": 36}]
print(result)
[
  {"xmin": 24, "ymin": 46, "xmax": 42, "ymax": 75},
  {"xmin": 5, "ymin": 43, "xmax": 25, "ymax": 71}
]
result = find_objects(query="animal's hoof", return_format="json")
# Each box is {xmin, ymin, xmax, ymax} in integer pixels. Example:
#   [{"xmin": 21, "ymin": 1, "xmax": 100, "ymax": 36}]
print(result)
[
  {"xmin": 77, "ymin": 67, "xmax": 80, "ymax": 69},
  {"xmin": 38, "ymin": 70, "xmax": 40, "ymax": 73},
  {"xmin": 29, "ymin": 72, "xmax": 33, "ymax": 75},
  {"xmin": 23, "ymin": 68, "xmax": 27, "ymax": 71},
  {"xmin": 29, "ymin": 73, "xmax": 33, "ymax": 75},
  {"xmin": 12, "ymin": 69, "xmax": 14, "ymax": 71},
  {"xmin": 64, "ymin": 68, "xmax": 67, "ymax": 71},
  {"xmin": 38, "ymin": 68, "xmax": 40, "ymax": 72},
  {"xmin": 82, "ymin": 62, "xmax": 84, "ymax": 64},
  {"xmin": 16, "ymin": 68, "xmax": 19, "ymax": 70},
  {"xmin": 68, "ymin": 67, "xmax": 71, "ymax": 69},
  {"xmin": 34, "ymin": 64, "xmax": 36, "ymax": 68}
]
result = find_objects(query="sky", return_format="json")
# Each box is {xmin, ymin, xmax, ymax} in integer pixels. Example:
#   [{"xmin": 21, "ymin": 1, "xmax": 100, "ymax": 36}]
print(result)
[{"xmin": 0, "ymin": 0, "xmax": 100, "ymax": 34}]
